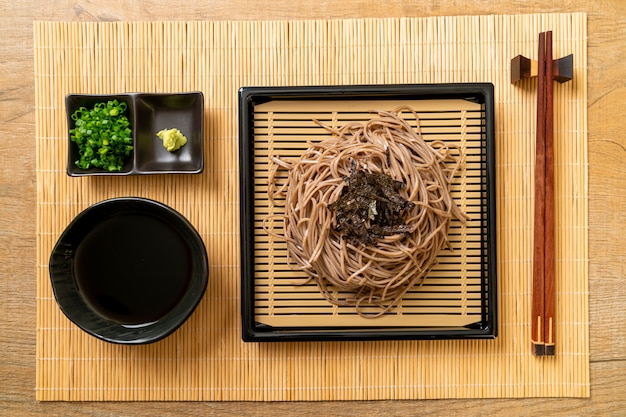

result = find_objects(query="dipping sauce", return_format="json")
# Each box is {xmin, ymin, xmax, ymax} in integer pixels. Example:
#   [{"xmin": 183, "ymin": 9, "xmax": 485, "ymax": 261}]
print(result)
[{"xmin": 73, "ymin": 213, "xmax": 193, "ymax": 325}]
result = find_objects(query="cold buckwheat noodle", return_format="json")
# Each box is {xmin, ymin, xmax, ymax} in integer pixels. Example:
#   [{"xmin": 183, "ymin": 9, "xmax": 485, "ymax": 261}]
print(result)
[{"xmin": 266, "ymin": 107, "xmax": 467, "ymax": 318}]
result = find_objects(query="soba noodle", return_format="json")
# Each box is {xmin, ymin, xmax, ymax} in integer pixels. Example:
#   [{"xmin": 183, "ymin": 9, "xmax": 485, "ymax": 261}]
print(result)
[{"xmin": 266, "ymin": 107, "xmax": 467, "ymax": 318}]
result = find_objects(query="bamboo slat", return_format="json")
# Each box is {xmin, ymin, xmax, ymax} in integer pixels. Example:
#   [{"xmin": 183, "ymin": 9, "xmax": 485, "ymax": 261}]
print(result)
[
  {"xmin": 34, "ymin": 13, "xmax": 589, "ymax": 401},
  {"xmin": 250, "ymin": 98, "xmax": 484, "ymax": 328}
]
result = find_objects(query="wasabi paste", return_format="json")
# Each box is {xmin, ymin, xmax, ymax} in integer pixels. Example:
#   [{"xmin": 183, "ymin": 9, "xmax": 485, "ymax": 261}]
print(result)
[{"xmin": 156, "ymin": 128, "xmax": 188, "ymax": 152}]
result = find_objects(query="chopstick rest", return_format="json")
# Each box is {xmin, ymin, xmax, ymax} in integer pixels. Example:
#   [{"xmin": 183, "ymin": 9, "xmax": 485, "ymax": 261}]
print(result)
[{"xmin": 511, "ymin": 31, "xmax": 574, "ymax": 356}]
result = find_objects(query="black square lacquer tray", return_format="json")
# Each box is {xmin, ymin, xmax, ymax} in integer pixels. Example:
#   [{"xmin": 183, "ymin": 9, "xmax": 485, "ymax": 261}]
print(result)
[{"xmin": 239, "ymin": 84, "xmax": 497, "ymax": 342}]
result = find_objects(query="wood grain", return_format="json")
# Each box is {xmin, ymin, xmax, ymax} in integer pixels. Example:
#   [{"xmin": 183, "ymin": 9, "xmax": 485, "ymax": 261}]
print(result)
[{"xmin": 2, "ymin": 0, "xmax": 626, "ymax": 415}]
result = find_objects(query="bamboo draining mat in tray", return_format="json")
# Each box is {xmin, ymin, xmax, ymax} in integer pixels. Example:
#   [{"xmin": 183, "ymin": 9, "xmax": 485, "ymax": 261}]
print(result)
[
  {"xmin": 241, "ymin": 86, "xmax": 496, "ymax": 339},
  {"xmin": 35, "ymin": 13, "xmax": 589, "ymax": 401}
]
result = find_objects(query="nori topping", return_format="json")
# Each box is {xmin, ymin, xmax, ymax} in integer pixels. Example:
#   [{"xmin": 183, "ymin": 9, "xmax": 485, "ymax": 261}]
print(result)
[{"xmin": 328, "ymin": 164, "xmax": 415, "ymax": 246}]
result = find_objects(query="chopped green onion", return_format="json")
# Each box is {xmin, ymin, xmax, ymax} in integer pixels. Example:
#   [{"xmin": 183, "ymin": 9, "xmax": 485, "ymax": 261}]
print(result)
[{"xmin": 69, "ymin": 99, "xmax": 133, "ymax": 171}]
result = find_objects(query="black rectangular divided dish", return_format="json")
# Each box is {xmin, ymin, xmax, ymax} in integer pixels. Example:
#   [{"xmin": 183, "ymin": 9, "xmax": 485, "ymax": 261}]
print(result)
[
  {"xmin": 239, "ymin": 84, "xmax": 497, "ymax": 342},
  {"xmin": 65, "ymin": 92, "xmax": 204, "ymax": 176}
]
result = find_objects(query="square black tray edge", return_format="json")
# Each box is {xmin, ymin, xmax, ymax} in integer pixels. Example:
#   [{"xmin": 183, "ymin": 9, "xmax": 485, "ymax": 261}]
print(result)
[{"xmin": 238, "ymin": 83, "xmax": 497, "ymax": 343}]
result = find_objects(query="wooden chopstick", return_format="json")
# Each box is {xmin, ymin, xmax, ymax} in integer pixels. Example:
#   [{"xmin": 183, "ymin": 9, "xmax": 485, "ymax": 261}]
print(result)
[
  {"xmin": 543, "ymin": 31, "xmax": 556, "ymax": 356},
  {"xmin": 531, "ymin": 31, "xmax": 547, "ymax": 356},
  {"xmin": 531, "ymin": 31, "xmax": 556, "ymax": 356}
]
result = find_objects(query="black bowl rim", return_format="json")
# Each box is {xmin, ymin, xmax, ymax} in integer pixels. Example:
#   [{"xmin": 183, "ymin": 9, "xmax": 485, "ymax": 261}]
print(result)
[{"xmin": 48, "ymin": 197, "xmax": 208, "ymax": 345}]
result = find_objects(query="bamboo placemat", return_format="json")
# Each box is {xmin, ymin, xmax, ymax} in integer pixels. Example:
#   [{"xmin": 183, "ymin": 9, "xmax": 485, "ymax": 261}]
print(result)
[{"xmin": 34, "ymin": 13, "xmax": 589, "ymax": 401}]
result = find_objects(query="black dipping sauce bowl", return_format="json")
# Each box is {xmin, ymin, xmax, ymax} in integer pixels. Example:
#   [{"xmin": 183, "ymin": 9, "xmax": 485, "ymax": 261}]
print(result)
[{"xmin": 49, "ymin": 197, "xmax": 208, "ymax": 344}]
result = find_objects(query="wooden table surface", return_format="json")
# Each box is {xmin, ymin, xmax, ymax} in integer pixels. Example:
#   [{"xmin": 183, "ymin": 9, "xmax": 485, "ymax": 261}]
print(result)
[{"xmin": 2, "ymin": 1, "xmax": 625, "ymax": 415}]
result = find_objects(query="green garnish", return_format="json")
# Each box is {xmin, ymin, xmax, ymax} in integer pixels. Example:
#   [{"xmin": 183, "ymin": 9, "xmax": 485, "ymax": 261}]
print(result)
[{"xmin": 69, "ymin": 99, "xmax": 133, "ymax": 171}]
